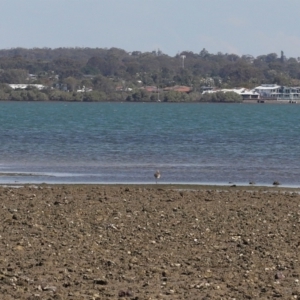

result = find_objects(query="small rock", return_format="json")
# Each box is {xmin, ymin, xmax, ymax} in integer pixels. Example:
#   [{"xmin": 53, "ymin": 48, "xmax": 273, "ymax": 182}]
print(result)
[
  {"xmin": 94, "ymin": 278, "xmax": 108, "ymax": 285},
  {"xmin": 275, "ymin": 272, "xmax": 285, "ymax": 280},
  {"xmin": 205, "ymin": 198, "xmax": 213, "ymax": 201},
  {"xmin": 42, "ymin": 285, "xmax": 57, "ymax": 292},
  {"xmin": 118, "ymin": 289, "xmax": 133, "ymax": 297}
]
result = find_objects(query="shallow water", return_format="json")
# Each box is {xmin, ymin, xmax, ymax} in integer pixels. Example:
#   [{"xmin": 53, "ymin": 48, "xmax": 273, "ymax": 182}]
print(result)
[{"xmin": 1, "ymin": 101, "xmax": 300, "ymax": 186}]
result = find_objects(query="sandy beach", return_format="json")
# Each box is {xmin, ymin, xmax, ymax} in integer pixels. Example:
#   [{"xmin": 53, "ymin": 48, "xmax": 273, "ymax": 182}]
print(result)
[{"xmin": 0, "ymin": 184, "xmax": 300, "ymax": 299}]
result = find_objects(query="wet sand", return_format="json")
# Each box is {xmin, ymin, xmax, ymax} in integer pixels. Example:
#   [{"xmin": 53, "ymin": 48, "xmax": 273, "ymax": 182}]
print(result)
[{"xmin": 0, "ymin": 184, "xmax": 300, "ymax": 299}]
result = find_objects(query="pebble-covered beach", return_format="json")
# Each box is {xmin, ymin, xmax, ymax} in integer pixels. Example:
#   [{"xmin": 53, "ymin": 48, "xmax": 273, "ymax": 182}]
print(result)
[{"xmin": 0, "ymin": 184, "xmax": 300, "ymax": 299}]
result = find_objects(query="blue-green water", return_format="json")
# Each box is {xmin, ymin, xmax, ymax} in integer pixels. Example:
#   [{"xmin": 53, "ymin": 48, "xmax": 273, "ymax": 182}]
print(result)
[{"xmin": 1, "ymin": 101, "xmax": 300, "ymax": 186}]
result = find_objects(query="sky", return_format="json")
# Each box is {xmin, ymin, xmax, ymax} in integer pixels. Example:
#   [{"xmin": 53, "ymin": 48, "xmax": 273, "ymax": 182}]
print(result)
[{"xmin": 1, "ymin": 0, "xmax": 300, "ymax": 59}]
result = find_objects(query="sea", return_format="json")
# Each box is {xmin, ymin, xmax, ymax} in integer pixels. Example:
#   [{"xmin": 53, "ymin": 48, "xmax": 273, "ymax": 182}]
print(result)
[{"xmin": 1, "ymin": 101, "xmax": 300, "ymax": 187}]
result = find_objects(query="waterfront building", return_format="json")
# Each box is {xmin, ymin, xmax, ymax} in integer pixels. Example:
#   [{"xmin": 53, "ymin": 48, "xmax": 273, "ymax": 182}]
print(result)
[
  {"xmin": 254, "ymin": 84, "xmax": 300, "ymax": 100},
  {"xmin": 202, "ymin": 87, "xmax": 259, "ymax": 100}
]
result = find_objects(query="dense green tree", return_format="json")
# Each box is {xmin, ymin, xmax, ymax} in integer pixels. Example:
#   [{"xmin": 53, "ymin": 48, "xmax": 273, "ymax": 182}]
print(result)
[
  {"xmin": 92, "ymin": 75, "xmax": 115, "ymax": 94},
  {"xmin": 0, "ymin": 90, "xmax": 9, "ymax": 100},
  {"xmin": 83, "ymin": 90, "xmax": 107, "ymax": 101},
  {"xmin": 0, "ymin": 69, "xmax": 28, "ymax": 83},
  {"xmin": 201, "ymin": 91, "xmax": 243, "ymax": 103},
  {"xmin": 126, "ymin": 89, "xmax": 151, "ymax": 102},
  {"xmin": 163, "ymin": 91, "xmax": 189, "ymax": 102}
]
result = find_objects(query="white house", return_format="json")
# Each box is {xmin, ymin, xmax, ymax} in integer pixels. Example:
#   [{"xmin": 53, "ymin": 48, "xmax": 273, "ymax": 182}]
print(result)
[
  {"xmin": 202, "ymin": 87, "xmax": 259, "ymax": 99},
  {"xmin": 253, "ymin": 84, "xmax": 281, "ymax": 98},
  {"xmin": 8, "ymin": 84, "xmax": 46, "ymax": 90},
  {"xmin": 202, "ymin": 84, "xmax": 300, "ymax": 101},
  {"xmin": 76, "ymin": 85, "xmax": 93, "ymax": 93},
  {"xmin": 254, "ymin": 84, "xmax": 300, "ymax": 100},
  {"xmin": 277, "ymin": 86, "xmax": 300, "ymax": 100}
]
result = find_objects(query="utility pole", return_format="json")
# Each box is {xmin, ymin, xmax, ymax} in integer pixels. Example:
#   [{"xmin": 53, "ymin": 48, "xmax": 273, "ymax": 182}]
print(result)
[{"xmin": 181, "ymin": 55, "xmax": 186, "ymax": 68}]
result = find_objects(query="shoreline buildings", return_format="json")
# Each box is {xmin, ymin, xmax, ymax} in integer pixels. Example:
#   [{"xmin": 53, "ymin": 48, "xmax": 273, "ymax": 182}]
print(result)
[{"xmin": 202, "ymin": 84, "xmax": 300, "ymax": 101}]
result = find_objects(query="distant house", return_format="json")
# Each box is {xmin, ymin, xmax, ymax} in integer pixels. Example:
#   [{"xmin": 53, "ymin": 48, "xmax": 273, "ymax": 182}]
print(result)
[
  {"xmin": 140, "ymin": 85, "xmax": 191, "ymax": 93},
  {"xmin": 254, "ymin": 84, "xmax": 300, "ymax": 100},
  {"xmin": 55, "ymin": 83, "xmax": 68, "ymax": 92},
  {"xmin": 28, "ymin": 74, "xmax": 38, "ymax": 81},
  {"xmin": 200, "ymin": 86, "xmax": 214, "ymax": 92},
  {"xmin": 202, "ymin": 87, "xmax": 259, "ymax": 99},
  {"xmin": 163, "ymin": 85, "xmax": 192, "ymax": 93},
  {"xmin": 239, "ymin": 89, "xmax": 260, "ymax": 99},
  {"xmin": 277, "ymin": 86, "xmax": 300, "ymax": 100},
  {"xmin": 141, "ymin": 86, "xmax": 159, "ymax": 93},
  {"xmin": 201, "ymin": 84, "xmax": 300, "ymax": 101},
  {"xmin": 77, "ymin": 85, "xmax": 93, "ymax": 93},
  {"xmin": 116, "ymin": 86, "xmax": 132, "ymax": 92},
  {"xmin": 254, "ymin": 84, "xmax": 281, "ymax": 98},
  {"xmin": 8, "ymin": 84, "xmax": 46, "ymax": 90}
]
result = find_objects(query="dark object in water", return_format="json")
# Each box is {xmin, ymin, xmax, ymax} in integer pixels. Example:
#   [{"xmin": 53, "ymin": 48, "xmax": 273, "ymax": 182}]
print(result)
[{"xmin": 273, "ymin": 181, "xmax": 280, "ymax": 186}]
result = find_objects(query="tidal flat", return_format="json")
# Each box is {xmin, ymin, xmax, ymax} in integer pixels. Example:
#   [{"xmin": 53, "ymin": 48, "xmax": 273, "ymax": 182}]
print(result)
[{"xmin": 0, "ymin": 184, "xmax": 300, "ymax": 299}]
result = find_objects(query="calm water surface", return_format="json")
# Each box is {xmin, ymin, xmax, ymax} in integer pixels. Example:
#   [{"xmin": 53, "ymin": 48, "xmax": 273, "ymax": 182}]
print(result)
[{"xmin": 0, "ymin": 101, "xmax": 300, "ymax": 186}]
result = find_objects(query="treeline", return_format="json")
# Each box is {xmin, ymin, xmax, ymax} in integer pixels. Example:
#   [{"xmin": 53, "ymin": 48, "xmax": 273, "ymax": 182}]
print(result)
[
  {"xmin": 0, "ymin": 47, "xmax": 298, "ymax": 102},
  {"xmin": 0, "ymin": 84, "xmax": 243, "ymax": 103}
]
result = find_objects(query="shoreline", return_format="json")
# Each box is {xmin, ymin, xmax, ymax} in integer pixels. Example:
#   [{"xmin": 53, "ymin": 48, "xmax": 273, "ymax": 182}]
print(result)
[
  {"xmin": 0, "ymin": 99, "xmax": 298, "ymax": 104},
  {"xmin": 2, "ymin": 182, "xmax": 300, "ymax": 192}
]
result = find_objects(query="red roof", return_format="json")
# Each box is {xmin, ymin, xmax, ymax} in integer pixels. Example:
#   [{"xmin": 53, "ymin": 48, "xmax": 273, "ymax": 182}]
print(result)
[
  {"xmin": 142, "ymin": 86, "xmax": 158, "ymax": 92},
  {"xmin": 163, "ymin": 85, "xmax": 191, "ymax": 93}
]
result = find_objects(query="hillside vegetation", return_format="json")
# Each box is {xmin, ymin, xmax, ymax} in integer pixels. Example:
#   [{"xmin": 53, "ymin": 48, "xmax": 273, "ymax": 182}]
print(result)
[{"xmin": 0, "ymin": 47, "xmax": 298, "ymax": 102}]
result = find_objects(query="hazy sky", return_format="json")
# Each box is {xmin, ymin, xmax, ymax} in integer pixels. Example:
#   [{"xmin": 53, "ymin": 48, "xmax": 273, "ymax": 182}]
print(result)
[{"xmin": 2, "ymin": 0, "xmax": 300, "ymax": 58}]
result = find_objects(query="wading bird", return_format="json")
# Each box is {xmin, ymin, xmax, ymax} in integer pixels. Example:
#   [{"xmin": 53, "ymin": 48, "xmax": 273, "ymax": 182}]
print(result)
[{"xmin": 154, "ymin": 170, "xmax": 161, "ymax": 184}]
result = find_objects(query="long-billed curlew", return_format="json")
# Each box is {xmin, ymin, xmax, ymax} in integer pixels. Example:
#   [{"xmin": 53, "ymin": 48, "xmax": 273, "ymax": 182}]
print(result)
[{"xmin": 154, "ymin": 170, "xmax": 161, "ymax": 184}]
